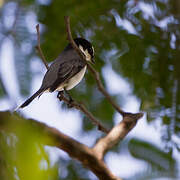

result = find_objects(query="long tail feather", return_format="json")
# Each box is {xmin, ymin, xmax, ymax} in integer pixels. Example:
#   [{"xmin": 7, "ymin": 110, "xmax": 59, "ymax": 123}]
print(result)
[{"xmin": 15, "ymin": 89, "xmax": 44, "ymax": 110}]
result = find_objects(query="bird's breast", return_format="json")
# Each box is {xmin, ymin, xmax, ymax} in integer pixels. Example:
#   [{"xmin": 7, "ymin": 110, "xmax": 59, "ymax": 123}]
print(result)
[{"xmin": 62, "ymin": 66, "xmax": 87, "ymax": 91}]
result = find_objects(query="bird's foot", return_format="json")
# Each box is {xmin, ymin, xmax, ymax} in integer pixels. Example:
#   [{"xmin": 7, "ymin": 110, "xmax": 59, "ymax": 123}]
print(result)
[
  {"xmin": 63, "ymin": 89, "xmax": 74, "ymax": 108},
  {"xmin": 57, "ymin": 91, "xmax": 64, "ymax": 101}
]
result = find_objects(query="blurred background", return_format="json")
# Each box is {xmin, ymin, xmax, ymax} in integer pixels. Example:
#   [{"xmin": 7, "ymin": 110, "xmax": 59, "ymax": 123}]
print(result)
[{"xmin": 0, "ymin": 0, "xmax": 180, "ymax": 179}]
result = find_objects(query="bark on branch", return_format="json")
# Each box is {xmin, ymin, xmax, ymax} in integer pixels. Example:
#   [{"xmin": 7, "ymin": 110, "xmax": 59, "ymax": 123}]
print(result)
[{"xmin": 93, "ymin": 112, "xmax": 143, "ymax": 160}]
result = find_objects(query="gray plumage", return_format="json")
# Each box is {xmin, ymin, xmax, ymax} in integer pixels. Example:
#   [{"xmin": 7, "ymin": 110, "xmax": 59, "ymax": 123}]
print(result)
[
  {"xmin": 41, "ymin": 48, "xmax": 86, "ymax": 92},
  {"xmin": 17, "ymin": 38, "xmax": 94, "ymax": 109}
]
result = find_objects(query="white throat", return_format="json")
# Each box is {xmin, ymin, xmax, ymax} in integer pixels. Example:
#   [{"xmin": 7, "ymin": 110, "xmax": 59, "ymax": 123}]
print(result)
[{"xmin": 79, "ymin": 45, "xmax": 91, "ymax": 62}]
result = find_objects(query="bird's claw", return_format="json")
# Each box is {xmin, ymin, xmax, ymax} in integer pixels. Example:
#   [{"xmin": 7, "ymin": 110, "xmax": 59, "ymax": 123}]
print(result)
[{"xmin": 57, "ymin": 91, "xmax": 64, "ymax": 101}]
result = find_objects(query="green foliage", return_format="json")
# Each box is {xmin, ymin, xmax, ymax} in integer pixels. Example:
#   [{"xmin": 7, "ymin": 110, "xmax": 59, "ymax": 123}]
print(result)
[{"xmin": 0, "ymin": 111, "xmax": 59, "ymax": 180}]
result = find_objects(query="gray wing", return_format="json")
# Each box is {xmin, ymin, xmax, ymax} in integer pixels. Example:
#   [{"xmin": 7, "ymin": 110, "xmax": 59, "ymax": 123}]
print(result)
[
  {"xmin": 49, "ymin": 59, "xmax": 85, "ymax": 92},
  {"xmin": 40, "ymin": 49, "xmax": 86, "ymax": 92}
]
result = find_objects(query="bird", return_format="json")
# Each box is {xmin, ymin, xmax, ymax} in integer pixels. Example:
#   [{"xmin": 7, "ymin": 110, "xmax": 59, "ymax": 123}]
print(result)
[{"xmin": 16, "ymin": 38, "xmax": 94, "ymax": 109}]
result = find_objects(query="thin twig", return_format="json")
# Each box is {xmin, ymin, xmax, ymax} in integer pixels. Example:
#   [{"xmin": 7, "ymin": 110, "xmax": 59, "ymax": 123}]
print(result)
[
  {"xmin": 35, "ymin": 24, "xmax": 49, "ymax": 70},
  {"xmin": 65, "ymin": 16, "xmax": 85, "ymax": 60},
  {"xmin": 64, "ymin": 16, "xmax": 125, "ymax": 116},
  {"xmin": 58, "ymin": 94, "xmax": 110, "ymax": 134},
  {"xmin": 87, "ymin": 65, "xmax": 125, "ymax": 115}
]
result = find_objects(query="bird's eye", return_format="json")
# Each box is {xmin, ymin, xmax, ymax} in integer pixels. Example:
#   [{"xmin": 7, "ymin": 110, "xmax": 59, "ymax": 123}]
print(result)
[{"xmin": 88, "ymin": 47, "xmax": 93, "ymax": 57}]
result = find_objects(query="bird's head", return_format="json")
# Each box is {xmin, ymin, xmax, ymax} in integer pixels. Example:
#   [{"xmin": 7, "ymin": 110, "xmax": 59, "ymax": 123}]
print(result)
[{"xmin": 74, "ymin": 38, "xmax": 95, "ymax": 63}]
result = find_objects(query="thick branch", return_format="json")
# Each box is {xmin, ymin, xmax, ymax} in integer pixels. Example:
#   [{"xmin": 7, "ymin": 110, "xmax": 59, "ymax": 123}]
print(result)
[
  {"xmin": 64, "ymin": 16, "xmax": 125, "ymax": 116},
  {"xmin": 1, "ymin": 111, "xmax": 143, "ymax": 179},
  {"xmin": 50, "ymin": 129, "xmax": 120, "ymax": 180},
  {"xmin": 93, "ymin": 112, "xmax": 143, "ymax": 160},
  {"xmin": 0, "ymin": 111, "xmax": 120, "ymax": 180}
]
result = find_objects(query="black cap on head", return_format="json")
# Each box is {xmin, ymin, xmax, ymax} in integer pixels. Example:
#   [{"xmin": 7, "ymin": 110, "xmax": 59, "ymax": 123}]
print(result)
[
  {"xmin": 74, "ymin": 38, "xmax": 94, "ymax": 59},
  {"xmin": 65, "ymin": 38, "xmax": 94, "ymax": 59}
]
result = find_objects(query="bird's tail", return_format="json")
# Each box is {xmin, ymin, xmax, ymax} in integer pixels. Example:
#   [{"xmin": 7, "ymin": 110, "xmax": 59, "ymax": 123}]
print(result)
[{"xmin": 15, "ymin": 88, "xmax": 44, "ymax": 110}]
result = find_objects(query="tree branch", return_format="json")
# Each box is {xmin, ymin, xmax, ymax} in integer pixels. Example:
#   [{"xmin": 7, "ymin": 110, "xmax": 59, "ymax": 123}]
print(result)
[
  {"xmin": 64, "ymin": 16, "xmax": 125, "ymax": 116},
  {"xmin": 40, "ymin": 112, "xmax": 142, "ymax": 179},
  {"xmin": 58, "ymin": 93, "xmax": 110, "ymax": 134},
  {"xmin": 0, "ymin": 112, "xmax": 120, "ymax": 180},
  {"xmin": 35, "ymin": 24, "xmax": 49, "ymax": 70},
  {"xmin": 1, "ymin": 111, "xmax": 143, "ymax": 179},
  {"xmin": 93, "ymin": 112, "xmax": 143, "ymax": 160}
]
